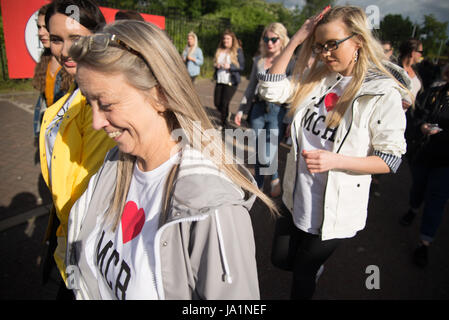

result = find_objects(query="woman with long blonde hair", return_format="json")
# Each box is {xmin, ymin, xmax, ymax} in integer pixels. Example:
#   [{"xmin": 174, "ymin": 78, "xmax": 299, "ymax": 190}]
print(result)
[
  {"xmin": 213, "ymin": 29, "xmax": 245, "ymax": 129},
  {"xmin": 182, "ymin": 31, "xmax": 203, "ymax": 82},
  {"xmin": 259, "ymin": 5, "xmax": 409, "ymax": 299},
  {"xmin": 235, "ymin": 22, "xmax": 293, "ymax": 197},
  {"xmin": 66, "ymin": 20, "xmax": 276, "ymax": 300}
]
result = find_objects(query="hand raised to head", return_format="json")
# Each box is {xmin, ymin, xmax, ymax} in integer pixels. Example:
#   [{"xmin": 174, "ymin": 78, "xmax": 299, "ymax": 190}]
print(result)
[{"xmin": 291, "ymin": 5, "xmax": 331, "ymax": 46}]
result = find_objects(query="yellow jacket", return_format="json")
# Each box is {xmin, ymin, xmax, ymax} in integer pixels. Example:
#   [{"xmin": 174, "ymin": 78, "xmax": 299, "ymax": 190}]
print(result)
[{"xmin": 39, "ymin": 84, "xmax": 115, "ymax": 280}]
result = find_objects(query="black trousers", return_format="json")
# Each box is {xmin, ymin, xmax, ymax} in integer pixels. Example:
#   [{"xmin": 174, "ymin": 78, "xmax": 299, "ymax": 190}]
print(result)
[
  {"xmin": 214, "ymin": 83, "xmax": 237, "ymax": 127},
  {"xmin": 289, "ymin": 227, "xmax": 341, "ymax": 300}
]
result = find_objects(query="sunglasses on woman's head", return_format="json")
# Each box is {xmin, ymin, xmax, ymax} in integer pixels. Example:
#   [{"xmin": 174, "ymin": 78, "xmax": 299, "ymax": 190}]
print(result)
[
  {"xmin": 83, "ymin": 33, "xmax": 154, "ymax": 76},
  {"xmin": 87, "ymin": 33, "xmax": 142, "ymax": 58},
  {"xmin": 263, "ymin": 36, "xmax": 279, "ymax": 44}
]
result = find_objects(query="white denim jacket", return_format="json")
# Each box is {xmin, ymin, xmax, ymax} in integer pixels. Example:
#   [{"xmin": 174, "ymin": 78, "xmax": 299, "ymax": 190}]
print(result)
[{"xmin": 258, "ymin": 68, "xmax": 407, "ymax": 240}]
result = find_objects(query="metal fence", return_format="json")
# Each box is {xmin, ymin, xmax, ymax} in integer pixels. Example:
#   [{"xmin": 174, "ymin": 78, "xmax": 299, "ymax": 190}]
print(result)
[
  {"xmin": 160, "ymin": 10, "xmax": 265, "ymax": 76},
  {"xmin": 0, "ymin": 2, "xmax": 264, "ymax": 80},
  {"xmin": 95, "ymin": 2, "xmax": 236, "ymax": 76},
  {"xmin": 96, "ymin": 2, "xmax": 265, "ymax": 76}
]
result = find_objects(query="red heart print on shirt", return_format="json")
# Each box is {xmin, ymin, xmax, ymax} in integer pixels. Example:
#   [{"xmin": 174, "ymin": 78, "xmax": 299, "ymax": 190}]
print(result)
[
  {"xmin": 121, "ymin": 201, "xmax": 145, "ymax": 244},
  {"xmin": 324, "ymin": 92, "xmax": 340, "ymax": 112}
]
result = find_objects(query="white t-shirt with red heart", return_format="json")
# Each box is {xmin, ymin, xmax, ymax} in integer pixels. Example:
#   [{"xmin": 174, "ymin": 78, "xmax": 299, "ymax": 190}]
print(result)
[
  {"xmin": 293, "ymin": 75, "xmax": 352, "ymax": 235},
  {"xmin": 83, "ymin": 153, "xmax": 179, "ymax": 300}
]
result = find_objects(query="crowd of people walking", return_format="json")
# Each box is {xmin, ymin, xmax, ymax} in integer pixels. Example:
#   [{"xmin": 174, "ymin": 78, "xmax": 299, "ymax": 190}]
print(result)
[{"xmin": 29, "ymin": 0, "xmax": 448, "ymax": 300}]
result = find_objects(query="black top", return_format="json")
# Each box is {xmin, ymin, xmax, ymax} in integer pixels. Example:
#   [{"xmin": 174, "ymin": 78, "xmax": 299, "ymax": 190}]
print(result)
[{"xmin": 406, "ymin": 82, "xmax": 449, "ymax": 167}]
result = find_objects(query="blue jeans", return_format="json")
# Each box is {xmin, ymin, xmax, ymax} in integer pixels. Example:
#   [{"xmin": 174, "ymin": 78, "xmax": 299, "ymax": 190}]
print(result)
[
  {"xmin": 409, "ymin": 164, "xmax": 449, "ymax": 242},
  {"xmin": 249, "ymin": 100, "xmax": 286, "ymax": 188}
]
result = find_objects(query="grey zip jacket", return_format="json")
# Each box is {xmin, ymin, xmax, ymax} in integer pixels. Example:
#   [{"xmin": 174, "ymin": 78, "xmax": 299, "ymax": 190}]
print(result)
[{"xmin": 65, "ymin": 145, "xmax": 260, "ymax": 299}]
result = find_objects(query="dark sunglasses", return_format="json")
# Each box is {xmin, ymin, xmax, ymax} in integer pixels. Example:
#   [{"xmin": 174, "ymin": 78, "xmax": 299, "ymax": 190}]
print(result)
[
  {"xmin": 263, "ymin": 36, "xmax": 279, "ymax": 44},
  {"xmin": 415, "ymin": 50, "xmax": 424, "ymax": 54},
  {"xmin": 312, "ymin": 34, "xmax": 356, "ymax": 54}
]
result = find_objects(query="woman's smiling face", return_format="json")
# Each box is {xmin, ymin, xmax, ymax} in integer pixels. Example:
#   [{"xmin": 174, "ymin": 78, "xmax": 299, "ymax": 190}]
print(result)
[{"xmin": 76, "ymin": 65, "xmax": 172, "ymax": 169}]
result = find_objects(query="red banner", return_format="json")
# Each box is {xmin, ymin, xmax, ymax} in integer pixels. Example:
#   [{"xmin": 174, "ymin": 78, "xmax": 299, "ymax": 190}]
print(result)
[{"xmin": 0, "ymin": 0, "xmax": 165, "ymax": 79}]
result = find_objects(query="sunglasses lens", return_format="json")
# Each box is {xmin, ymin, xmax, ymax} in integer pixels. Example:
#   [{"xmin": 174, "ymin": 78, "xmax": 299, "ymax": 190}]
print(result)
[
  {"xmin": 90, "ymin": 34, "xmax": 109, "ymax": 52},
  {"xmin": 325, "ymin": 41, "xmax": 337, "ymax": 51},
  {"xmin": 264, "ymin": 37, "xmax": 279, "ymax": 44}
]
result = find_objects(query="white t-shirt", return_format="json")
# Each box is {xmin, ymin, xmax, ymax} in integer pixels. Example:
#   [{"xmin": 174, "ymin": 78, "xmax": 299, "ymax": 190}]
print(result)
[
  {"xmin": 45, "ymin": 88, "xmax": 79, "ymax": 185},
  {"xmin": 83, "ymin": 153, "xmax": 179, "ymax": 300},
  {"xmin": 410, "ymin": 74, "xmax": 422, "ymax": 98},
  {"xmin": 216, "ymin": 51, "xmax": 231, "ymax": 84},
  {"xmin": 293, "ymin": 76, "xmax": 352, "ymax": 234}
]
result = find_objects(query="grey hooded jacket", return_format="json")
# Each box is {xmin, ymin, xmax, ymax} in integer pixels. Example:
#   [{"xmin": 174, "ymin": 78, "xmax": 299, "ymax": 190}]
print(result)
[{"xmin": 66, "ymin": 146, "xmax": 260, "ymax": 300}]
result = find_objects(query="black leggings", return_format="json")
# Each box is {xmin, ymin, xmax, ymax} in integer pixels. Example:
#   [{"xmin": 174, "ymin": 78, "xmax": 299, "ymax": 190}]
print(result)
[
  {"xmin": 214, "ymin": 83, "xmax": 237, "ymax": 127},
  {"xmin": 290, "ymin": 227, "xmax": 341, "ymax": 300}
]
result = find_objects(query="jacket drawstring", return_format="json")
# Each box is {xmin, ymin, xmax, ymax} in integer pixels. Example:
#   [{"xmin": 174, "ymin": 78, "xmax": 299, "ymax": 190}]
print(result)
[{"xmin": 214, "ymin": 209, "xmax": 233, "ymax": 284}]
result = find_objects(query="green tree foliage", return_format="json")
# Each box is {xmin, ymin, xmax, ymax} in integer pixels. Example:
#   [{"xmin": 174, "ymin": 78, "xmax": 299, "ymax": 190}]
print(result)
[
  {"xmin": 74, "ymin": 1, "xmax": 449, "ymax": 74},
  {"xmin": 378, "ymin": 14, "xmax": 414, "ymax": 50},
  {"xmin": 420, "ymin": 14, "xmax": 448, "ymax": 59},
  {"xmin": 298, "ymin": 0, "xmax": 334, "ymax": 24},
  {"xmin": 0, "ymin": 14, "xmax": 8, "ymax": 80},
  {"xmin": 203, "ymin": 0, "xmax": 293, "ymax": 30},
  {"xmin": 379, "ymin": 13, "xmax": 448, "ymax": 61},
  {"xmin": 202, "ymin": 0, "xmax": 298, "ymax": 58},
  {"xmin": 0, "ymin": 15, "xmax": 4, "ymax": 44}
]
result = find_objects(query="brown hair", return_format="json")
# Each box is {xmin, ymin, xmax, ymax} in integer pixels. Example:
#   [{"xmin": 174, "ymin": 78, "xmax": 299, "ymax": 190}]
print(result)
[
  {"xmin": 32, "ymin": 4, "xmax": 72, "ymax": 94},
  {"xmin": 398, "ymin": 39, "xmax": 422, "ymax": 63},
  {"xmin": 32, "ymin": 50, "xmax": 72, "ymax": 94},
  {"xmin": 214, "ymin": 29, "xmax": 241, "ymax": 67},
  {"xmin": 115, "ymin": 10, "xmax": 144, "ymax": 21}
]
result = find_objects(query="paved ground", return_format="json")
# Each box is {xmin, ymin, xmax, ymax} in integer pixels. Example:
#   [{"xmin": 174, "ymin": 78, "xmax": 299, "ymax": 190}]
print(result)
[{"xmin": 0, "ymin": 78, "xmax": 448, "ymax": 300}]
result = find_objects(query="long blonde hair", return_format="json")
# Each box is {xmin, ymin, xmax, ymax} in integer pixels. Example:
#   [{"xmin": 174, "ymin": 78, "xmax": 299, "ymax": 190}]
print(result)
[
  {"xmin": 70, "ymin": 21, "xmax": 277, "ymax": 228},
  {"xmin": 214, "ymin": 29, "xmax": 241, "ymax": 67},
  {"xmin": 184, "ymin": 31, "xmax": 198, "ymax": 57},
  {"xmin": 291, "ymin": 6, "xmax": 409, "ymax": 127}
]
